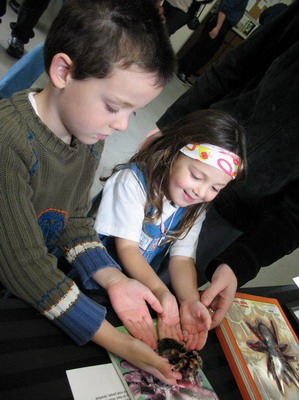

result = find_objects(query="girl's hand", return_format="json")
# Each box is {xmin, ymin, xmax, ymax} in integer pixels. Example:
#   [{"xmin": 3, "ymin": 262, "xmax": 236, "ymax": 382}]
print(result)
[
  {"xmin": 180, "ymin": 299, "xmax": 212, "ymax": 350},
  {"xmin": 200, "ymin": 263, "xmax": 237, "ymax": 329},
  {"xmin": 106, "ymin": 274, "xmax": 163, "ymax": 349},
  {"xmin": 92, "ymin": 320, "xmax": 182, "ymax": 386},
  {"xmin": 157, "ymin": 291, "xmax": 183, "ymax": 342}
]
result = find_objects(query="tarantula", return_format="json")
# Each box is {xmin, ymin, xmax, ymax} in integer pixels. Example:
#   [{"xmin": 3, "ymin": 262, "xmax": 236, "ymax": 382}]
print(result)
[
  {"xmin": 246, "ymin": 318, "xmax": 299, "ymax": 394},
  {"xmin": 157, "ymin": 338, "xmax": 203, "ymax": 381}
]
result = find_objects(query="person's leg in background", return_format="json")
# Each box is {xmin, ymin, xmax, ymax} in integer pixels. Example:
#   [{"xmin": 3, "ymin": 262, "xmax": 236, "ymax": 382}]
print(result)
[
  {"xmin": 163, "ymin": 0, "xmax": 191, "ymax": 35},
  {"xmin": 178, "ymin": 13, "xmax": 231, "ymax": 81},
  {"xmin": 9, "ymin": 0, "xmax": 20, "ymax": 13},
  {"xmin": 0, "ymin": 0, "xmax": 7, "ymax": 21},
  {"xmin": 7, "ymin": 0, "xmax": 50, "ymax": 58},
  {"xmin": 0, "ymin": 42, "xmax": 44, "ymax": 98}
]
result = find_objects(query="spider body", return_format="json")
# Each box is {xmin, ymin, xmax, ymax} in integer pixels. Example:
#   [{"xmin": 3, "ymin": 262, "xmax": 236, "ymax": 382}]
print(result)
[
  {"xmin": 246, "ymin": 318, "xmax": 299, "ymax": 394},
  {"xmin": 157, "ymin": 338, "xmax": 203, "ymax": 381}
]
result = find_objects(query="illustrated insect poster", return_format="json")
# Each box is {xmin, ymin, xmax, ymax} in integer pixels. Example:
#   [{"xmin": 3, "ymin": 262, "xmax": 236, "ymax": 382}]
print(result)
[
  {"xmin": 108, "ymin": 325, "xmax": 219, "ymax": 400},
  {"xmin": 216, "ymin": 293, "xmax": 299, "ymax": 400}
]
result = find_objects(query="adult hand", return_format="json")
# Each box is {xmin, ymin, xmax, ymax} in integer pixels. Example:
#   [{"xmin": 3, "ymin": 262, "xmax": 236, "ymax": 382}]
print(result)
[
  {"xmin": 156, "ymin": 1, "xmax": 166, "ymax": 24},
  {"xmin": 179, "ymin": 299, "xmax": 211, "ymax": 350},
  {"xmin": 200, "ymin": 263, "xmax": 237, "ymax": 328},
  {"xmin": 105, "ymin": 273, "xmax": 163, "ymax": 349},
  {"xmin": 209, "ymin": 26, "xmax": 220, "ymax": 39},
  {"xmin": 139, "ymin": 128, "xmax": 162, "ymax": 150},
  {"xmin": 157, "ymin": 291, "xmax": 183, "ymax": 342}
]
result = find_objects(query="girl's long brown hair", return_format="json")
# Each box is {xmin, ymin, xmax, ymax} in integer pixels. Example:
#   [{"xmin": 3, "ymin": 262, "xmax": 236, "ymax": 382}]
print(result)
[{"xmin": 104, "ymin": 110, "xmax": 247, "ymax": 241}]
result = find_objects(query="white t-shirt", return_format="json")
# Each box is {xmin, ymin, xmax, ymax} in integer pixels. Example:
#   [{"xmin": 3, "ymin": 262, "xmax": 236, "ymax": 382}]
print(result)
[
  {"xmin": 95, "ymin": 169, "xmax": 205, "ymax": 260},
  {"xmin": 166, "ymin": 0, "xmax": 193, "ymax": 14},
  {"xmin": 28, "ymin": 92, "xmax": 39, "ymax": 115}
]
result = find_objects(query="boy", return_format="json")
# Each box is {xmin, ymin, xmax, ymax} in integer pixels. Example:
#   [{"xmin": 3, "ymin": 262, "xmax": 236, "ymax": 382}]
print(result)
[{"xmin": 0, "ymin": 0, "xmax": 180, "ymax": 385}]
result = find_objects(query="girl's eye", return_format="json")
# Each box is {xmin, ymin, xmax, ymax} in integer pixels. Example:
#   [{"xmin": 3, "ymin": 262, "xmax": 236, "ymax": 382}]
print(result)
[
  {"xmin": 212, "ymin": 186, "xmax": 220, "ymax": 193},
  {"xmin": 191, "ymin": 172, "xmax": 201, "ymax": 180},
  {"xmin": 106, "ymin": 104, "xmax": 118, "ymax": 114}
]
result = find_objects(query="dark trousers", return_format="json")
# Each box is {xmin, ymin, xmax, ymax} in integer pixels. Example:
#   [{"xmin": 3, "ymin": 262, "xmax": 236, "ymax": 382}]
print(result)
[
  {"xmin": 11, "ymin": 0, "xmax": 50, "ymax": 43},
  {"xmin": 0, "ymin": 0, "xmax": 7, "ymax": 17},
  {"xmin": 163, "ymin": 1, "xmax": 191, "ymax": 36},
  {"xmin": 179, "ymin": 13, "xmax": 232, "ymax": 75}
]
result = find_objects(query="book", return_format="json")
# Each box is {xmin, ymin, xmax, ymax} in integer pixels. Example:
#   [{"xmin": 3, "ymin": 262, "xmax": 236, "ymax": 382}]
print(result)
[
  {"xmin": 215, "ymin": 292, "xmax": 299, "ymax": 400},
  {"xmin": 108, "ymin": 324, "xmax": 219, "ymax": 400}
]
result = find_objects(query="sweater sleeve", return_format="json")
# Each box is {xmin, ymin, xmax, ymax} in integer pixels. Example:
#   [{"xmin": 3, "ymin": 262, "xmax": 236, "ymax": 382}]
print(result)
[
  {"xmin": 56, "ymin": 204, "xmax": 121, "ymax": 291},
  {"xmin": 0, "ymin": 144, "xmax": 107, "ymax": 345},
  {"xmin": 205, "ymin": 181, "xmax": 299, "ymax": 287}
]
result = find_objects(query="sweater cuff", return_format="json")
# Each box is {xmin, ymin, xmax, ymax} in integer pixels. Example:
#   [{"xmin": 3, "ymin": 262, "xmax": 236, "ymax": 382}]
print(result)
[
  {"xmin": 66, "ymin": 241, "xmax": 121, "ymax": 290},
  {"xmin": 52, "ymin": 291, "xmax": 106, "ymax": 345}
]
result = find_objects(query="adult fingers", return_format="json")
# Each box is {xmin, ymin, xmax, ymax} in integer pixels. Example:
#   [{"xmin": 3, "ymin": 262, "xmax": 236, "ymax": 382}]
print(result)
[
  {"xmin": 200, "ymin": 285, "xmax": 220, "ymax": 308},
  {"xmin": 122, "ymin": 317, "xmax": 158, "ymax": 349},
  {"xmin": 144, "ymin": 290, "xmax": 163, "ymax": 314}
]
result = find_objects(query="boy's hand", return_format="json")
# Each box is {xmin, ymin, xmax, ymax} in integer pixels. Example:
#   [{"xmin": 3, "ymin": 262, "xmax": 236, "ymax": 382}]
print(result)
[
  {"xmin": 157, "ymin": 291, "xmax": 183, "ymax": 342},
  {"xmin": 122, "ymin": 338, "xmax": 182, "ymax": 385},
  {"xmin": 106, "ymin": 273, "xmax": 163, "ymax": 349},
  {"xmin": 180, "ymin": 299, "xmax": 211, "ymax": 350},
  {"xmin": 200, "ymin": 264, "xmax": 237, "ymax": 329},
  {"xmin": 92, "ymin": 320, "xmax": 182, "ymax": 386}
]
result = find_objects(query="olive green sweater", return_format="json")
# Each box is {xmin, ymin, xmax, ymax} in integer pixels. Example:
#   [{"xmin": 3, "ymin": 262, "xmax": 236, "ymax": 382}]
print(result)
[{"xmin": 0, "ymin": 90, "xmax": 120, "ymax": 345}]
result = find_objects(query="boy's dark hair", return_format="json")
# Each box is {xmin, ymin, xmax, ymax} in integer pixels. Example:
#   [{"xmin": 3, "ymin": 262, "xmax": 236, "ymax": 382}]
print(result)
[{"xmin": 44, "ymin": 0, "xmax": 176, "ymax": 86}]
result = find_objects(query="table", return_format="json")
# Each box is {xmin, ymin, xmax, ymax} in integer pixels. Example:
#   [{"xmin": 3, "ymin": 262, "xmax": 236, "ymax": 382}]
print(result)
[{"xmin": 0, "ymin": 285, "xmax": 298, "ymax": 400}]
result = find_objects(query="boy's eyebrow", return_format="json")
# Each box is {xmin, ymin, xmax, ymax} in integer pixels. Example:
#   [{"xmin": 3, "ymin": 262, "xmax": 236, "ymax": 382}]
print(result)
[
  {"xmin": 109, "ymin": 96, "xmax": 134, "ymax": 108},
  {"xmin": 110, "ymin": 96, "xmax": 150, "ymax": 110}
]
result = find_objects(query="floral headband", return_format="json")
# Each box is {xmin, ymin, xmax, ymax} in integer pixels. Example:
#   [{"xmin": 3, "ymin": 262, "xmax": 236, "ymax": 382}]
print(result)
[{"xmin": 180, "ymin": 143, "xmax": 240, "ymax": 178}]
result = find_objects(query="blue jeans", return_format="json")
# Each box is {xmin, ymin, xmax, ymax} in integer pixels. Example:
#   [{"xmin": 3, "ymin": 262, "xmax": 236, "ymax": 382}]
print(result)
[{"xmin": 0, "ymin": 42, "xmax": 44, "ymax": 98}]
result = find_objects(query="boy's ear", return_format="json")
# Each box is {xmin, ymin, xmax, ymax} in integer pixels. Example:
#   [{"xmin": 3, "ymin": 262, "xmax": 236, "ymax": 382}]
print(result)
[{"xmin": 49, "ymin": 53, "xmax": 73, "ymax": 89}]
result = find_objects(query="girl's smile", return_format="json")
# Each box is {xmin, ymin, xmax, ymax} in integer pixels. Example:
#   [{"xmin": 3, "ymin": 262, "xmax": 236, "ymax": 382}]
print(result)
[{"xmin": 182, "ymin": 190, "xmax": 197, "ymax": 203}]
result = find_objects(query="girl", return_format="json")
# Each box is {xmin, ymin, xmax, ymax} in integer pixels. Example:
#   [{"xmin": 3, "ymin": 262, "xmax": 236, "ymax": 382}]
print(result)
[{"xmin": 95, "ymin": 109, "xmax": 246, "ymax": 350}]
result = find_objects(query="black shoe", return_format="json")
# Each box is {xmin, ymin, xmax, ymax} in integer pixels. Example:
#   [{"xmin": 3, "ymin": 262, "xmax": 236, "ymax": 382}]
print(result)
[
  {"xmin": 176, "ymin": 72, "xmax": 193, "ymax": 87},
  {"xmin": 7, "ymin": 36, "xmax": 24, "ymax": 59},
  {"xmin": 9, "ymin": 0, "xmax": 20, "ymax": 14},
  {"xmin": 185, "ymin": 76, "xmax": 194, "ymax": 87},
  {"xmin": 176, "ymin": 72, "xmax": 187, "ymax": 84}
]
